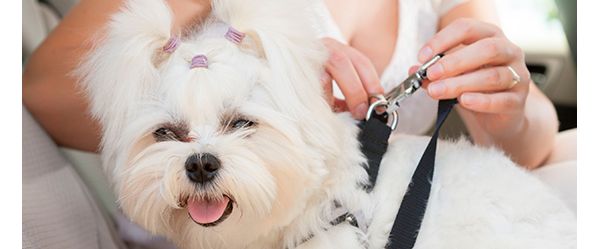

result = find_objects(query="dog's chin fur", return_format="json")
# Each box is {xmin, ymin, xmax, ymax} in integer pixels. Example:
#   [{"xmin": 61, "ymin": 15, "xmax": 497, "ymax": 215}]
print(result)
[{"xmin": 77, "ymin": 0, "xmax": 575, "ymax": 248}]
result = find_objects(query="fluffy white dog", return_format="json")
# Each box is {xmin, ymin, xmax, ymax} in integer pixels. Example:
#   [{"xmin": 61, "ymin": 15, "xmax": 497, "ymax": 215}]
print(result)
[{"xmin": 77, "ymin": 0, "xmax": 576, "ymax": 248}]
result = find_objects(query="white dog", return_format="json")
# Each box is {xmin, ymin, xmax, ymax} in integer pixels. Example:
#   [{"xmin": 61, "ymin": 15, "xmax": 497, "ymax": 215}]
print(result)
[{"xmin": 77, "ymin": 0, "xmax": 576, "ymax": 248}]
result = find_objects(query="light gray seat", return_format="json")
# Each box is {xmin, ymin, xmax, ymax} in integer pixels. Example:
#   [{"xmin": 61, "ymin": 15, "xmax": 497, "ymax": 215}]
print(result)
[
  {"xmin": 23, "ymin": 1, "xmax": 126, "ymax": 247},
  {"xmin": 23, "ymin": 107, "xmax": 125, "ymax": 249},
  {"xmin": 23, "ymin": 1, "xmax": 177, "ymax": 248},
  {"xmin": 23, "ymin": 0, "xmax": 78, "ymax": 60}
]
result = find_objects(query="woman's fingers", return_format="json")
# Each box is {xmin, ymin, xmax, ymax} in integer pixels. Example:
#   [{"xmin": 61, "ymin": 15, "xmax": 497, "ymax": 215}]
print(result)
[
  {"xmin": 320, "ymin": 65, "xmax": 365, "ymax": 114},
  {"xmin": 333, "ymin": 98, "xmax": 349, "ymax": 112},
  {"xmin": 459, "ymin": 91, "xmax": 525, "ymax": 114},
  {"xmin": 427, "ymin": 66, "xmax": 522, "ymax": 99},
  {"xmin": 320, "ymin": 72, "xmax": 334, "ymax": 107},
  {"xmin": 418, "ymin": 18, "xmax": 501, "ymax": 63},
  {"xmin": 344, "ymin": 46, "xmax": 384, "ymax": 95},
  {"xmin": 408, "ymin": 65, "xmax": 420, "ymax": 75},
  {"xmin": 426, "ymin": 37, "xmax": 520, "ymax": 81},
  {"xmin": 325, "ymin": 46, "xmax": 368, "ymax": 119},
  {"xmin": 322, "ymin": 38, "xmax": 382, "ymax": 119}
]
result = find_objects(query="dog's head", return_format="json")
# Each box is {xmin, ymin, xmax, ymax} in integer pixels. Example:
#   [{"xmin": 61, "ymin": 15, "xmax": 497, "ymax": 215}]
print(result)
[{"xmin": 78, "ymin": 0, "xmax": 366, "ymax": 247}]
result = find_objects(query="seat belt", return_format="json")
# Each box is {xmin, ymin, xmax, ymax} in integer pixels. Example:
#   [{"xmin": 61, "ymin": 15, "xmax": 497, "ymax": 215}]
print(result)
[{"xmin": 358, "ymin": 98, "xmax": 457, "ymax": 248}]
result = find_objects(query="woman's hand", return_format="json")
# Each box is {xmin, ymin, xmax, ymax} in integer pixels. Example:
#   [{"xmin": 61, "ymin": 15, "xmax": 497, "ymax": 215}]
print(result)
[
  {"xmin": 416, "ymin": 18, "xmax": 532, "ymax": 137},
  {"xmin": 320, "ymin": 38, "xmax": 384, "ymax": 120}
]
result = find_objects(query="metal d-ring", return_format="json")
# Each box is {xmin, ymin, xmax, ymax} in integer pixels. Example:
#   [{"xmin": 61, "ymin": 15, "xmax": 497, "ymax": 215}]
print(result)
[{"xmin": 366, "ymin": 95, "xmax": 398, "ymax": 130}]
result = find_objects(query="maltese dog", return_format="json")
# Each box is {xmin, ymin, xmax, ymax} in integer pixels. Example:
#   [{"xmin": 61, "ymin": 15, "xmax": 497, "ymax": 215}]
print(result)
[{"xmin": 77, "ymin": 0, "xmax": 575, "ymax": 248}]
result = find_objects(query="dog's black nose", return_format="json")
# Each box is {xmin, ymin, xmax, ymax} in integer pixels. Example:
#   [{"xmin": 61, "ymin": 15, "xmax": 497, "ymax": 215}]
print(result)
[{"xmin": 185, "ymin": 153, "xmax": 221, "ymax": 184}]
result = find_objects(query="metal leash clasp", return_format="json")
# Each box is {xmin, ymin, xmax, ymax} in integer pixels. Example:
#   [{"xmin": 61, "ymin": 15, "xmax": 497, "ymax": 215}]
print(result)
[{"xmin": 366, "ymin": 54, "xmax": 444, "ymax": 130}]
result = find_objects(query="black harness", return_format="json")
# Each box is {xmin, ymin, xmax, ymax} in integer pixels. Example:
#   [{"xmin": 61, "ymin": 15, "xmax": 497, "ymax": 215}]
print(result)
[
  {"xmin": 358, "ymin": 98, "xmax": 457, "ymax": 248},
  {"xmin": 298, "ymin": 54, "xmax": 453, "ymax": 248}
]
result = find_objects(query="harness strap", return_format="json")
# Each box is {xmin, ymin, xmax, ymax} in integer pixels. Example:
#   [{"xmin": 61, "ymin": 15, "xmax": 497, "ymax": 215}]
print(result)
[
  {"xmin": 358, "ymin": 113, "xmax": 393, "ymax": 190},
  {"xmin": 358, "ymin": 99, "xmax": 457, "ymax": 248}
]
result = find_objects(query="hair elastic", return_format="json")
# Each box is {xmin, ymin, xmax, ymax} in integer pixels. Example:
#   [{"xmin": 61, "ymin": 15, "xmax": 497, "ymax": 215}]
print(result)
[
  {"xmin": 190, "ymin": 54, "xmax": 209, "ymax": 69},
  {"xmin": 225, "ymin": 26, "xmax": 245, "ymax": 44},
  {"xmin": 162, "ymin": 36, "xmax": 180, "ymax": 53}
]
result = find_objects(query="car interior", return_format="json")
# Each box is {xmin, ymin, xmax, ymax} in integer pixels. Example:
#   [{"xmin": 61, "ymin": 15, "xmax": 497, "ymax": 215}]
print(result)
[{"xmin": 22, "ymin": 0, "xmax": 577, "ymax": 248}]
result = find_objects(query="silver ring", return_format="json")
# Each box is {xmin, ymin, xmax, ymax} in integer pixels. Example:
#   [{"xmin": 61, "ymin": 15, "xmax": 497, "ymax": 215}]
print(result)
[
  {"xmin": 388, "ymin": 111, "xmax": 398, "ymax": 130},
  {"xmin": 369, "ymin": 94, "xmax": 387, "ymax": 104},
  {"xmin": 366, "ymin": 98, "xmax": 388, "ymax": 119},
  {"xmin": 366, "ymin": 98, "xmax": 398, "ymax": 130},
  {"xmin": 507, "ymin": 66, "xmax": 521, "ymax": 88}
]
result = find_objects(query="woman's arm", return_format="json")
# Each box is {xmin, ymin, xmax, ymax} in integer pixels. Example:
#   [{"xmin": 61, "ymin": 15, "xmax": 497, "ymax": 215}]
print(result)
[
  {"xmin": 427, "ymin": 0, "xmax": 558, "ymax": 168},
  {"xmin": 23, "ymin": 0, "xmax": 211, "ymax": 152}
]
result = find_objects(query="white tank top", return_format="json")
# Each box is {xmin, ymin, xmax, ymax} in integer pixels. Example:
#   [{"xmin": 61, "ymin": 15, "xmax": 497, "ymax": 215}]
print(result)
[{"xmin": 313, "ymin": 0, "xmax": 467, "ymax": 135}]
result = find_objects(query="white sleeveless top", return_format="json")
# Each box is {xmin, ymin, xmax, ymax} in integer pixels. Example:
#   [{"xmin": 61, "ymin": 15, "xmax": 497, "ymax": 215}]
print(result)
[{"xmin": 313, "ymin": 0, "xmax": 467, "ymax": 135}]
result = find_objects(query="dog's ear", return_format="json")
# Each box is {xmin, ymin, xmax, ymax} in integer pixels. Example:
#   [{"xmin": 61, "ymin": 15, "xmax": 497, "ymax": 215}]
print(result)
[
  {"xmin": 238, "ymin": 31, "xmax": 266, "ymax": 58},
  {"xmin": 211, "ymin": 0, "xmax": 327, "ymax": 103},
  {"xmin": 212, "ymin": 0, "xmax": 340, "ymax": 162},
  {"xmin": 76, "ymin": 0, "xmax": 174, "ymax": 147}
]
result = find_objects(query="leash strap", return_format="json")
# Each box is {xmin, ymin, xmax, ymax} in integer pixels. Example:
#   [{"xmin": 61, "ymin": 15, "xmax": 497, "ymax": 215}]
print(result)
[
  {"xmin": 387, "ymin": 98, "xmax": 457, "ymax": 249},
  {"xmin": 358, "ymin": 99, "xmax": 457, "ymax": 248}
]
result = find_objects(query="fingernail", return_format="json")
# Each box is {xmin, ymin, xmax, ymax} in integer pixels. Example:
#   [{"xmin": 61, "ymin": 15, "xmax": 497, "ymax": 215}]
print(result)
[
  {"xmin": 418, "ymin": 47, "xmax": 433, "ymax": 62},
  {"xmin": 353, "ymin": 103, "xmax": 368, "ymax": 120},
  {"xmin": 428, "ymin": 83, "xmax": 446, "ymax": 98},
  {"xmin": 460, "ymin": 94, "xmax": 479, "ymax": 106},
  {"xmin": 409, "ymin": 65, "xmax": 421, "ymax": 74},
  {"xmin": 427, "ymin": 64, "xmax": 444, "ymax": 80}
]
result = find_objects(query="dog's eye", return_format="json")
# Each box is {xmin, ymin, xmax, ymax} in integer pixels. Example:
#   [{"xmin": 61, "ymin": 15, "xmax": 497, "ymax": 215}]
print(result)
[
  {"xmin": 231, "ymin": 119, "xmax": 255, "ymax": 129},
  {"xmin": 153, "ymin": 127, "xmax": 189, "ymax": 142},
  {"xmin": 153, "ymin": 127, "xmax": 177, "ymax": 142}
]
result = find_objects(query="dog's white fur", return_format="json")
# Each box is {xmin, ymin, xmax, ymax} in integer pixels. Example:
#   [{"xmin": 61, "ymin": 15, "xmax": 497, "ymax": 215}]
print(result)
[{"xmin": 77, "ymin": 0, "xmax": 576, "ymax": 248}]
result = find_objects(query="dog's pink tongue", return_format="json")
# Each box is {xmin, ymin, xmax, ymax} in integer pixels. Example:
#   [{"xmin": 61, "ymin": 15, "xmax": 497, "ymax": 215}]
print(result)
[{"xmin": 187, "ymin": 197, "xmax": 229, "ymax": 224}]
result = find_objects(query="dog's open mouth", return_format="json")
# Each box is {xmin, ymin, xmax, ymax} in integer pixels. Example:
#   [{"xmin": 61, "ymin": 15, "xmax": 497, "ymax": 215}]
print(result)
[{"xmin": 186, "ymin": 195, "xmax": 234, "ymax": 227}]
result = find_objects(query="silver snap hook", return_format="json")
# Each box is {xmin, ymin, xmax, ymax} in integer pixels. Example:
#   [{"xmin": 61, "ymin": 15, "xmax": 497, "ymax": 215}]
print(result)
[{"xmin": 366, "ymin": 95, "xmax": 398, "ymax": 130}]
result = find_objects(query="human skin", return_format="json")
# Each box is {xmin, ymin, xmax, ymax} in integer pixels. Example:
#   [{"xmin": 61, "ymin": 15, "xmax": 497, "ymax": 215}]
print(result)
[
  {"xmin": 23, "ymin": 0, "xmax": 212, "ymax": 152},
  {"xmin": 320, "ymin": 0, "xmax": 558, "ymax": 169},
  {"xmin": 22, "ymin": 0, "xmax": 557, "ymax": 168}
]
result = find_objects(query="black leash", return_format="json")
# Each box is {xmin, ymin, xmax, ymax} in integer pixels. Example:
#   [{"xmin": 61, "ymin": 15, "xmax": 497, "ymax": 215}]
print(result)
[{"xmin": 358, "ymin": 99, "xmax": 457, "ymax": 248}]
